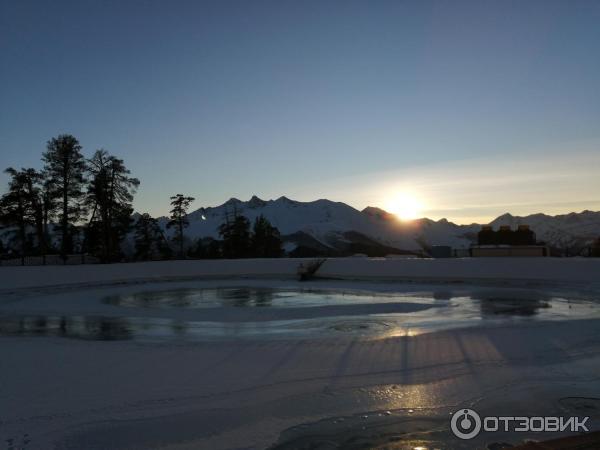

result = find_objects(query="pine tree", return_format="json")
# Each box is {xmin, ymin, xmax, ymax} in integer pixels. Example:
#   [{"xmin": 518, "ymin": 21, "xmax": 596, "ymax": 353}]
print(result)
[
  {"xmin": 251, "ymin": 215, "xmax": 283, "ymax": 257},
  {"xmin": 205, "ymin": 238, "xmax": 222, "ymax": 259},
  {"xmin": 187, "ymin": 238, "xmax": 205, "ymax": 258},
  {"xmin": 85, "ymin": 150, "xmax": 139, "ymax": 262},
  {"xmin": 20, "ymin": 168, "xmax": 48, "ymax": 262},
  {"xmin": 219, "ymin": 213, "xmax": 251, "ymax": 258},
  {"xmin": 42, "ymin": 135, "xmax": 87, "ymax": 260},
  {"xmin": 0, "ymin": 168, "xmax": 30, "ymax": 264},
  {"xmin": 41, "ymin": 176, "xmax": 58, "ymax": 251},
  {"xmin": 134, "ymin": 213, "xmax": 168, "ymax": 260},
  {"xmin": 167, "ymin": 194, "xmax": 195, "ymax": 257},
  {"xmin": 0, "ymin": 167, "xmax": 53, "ymax": 263}
]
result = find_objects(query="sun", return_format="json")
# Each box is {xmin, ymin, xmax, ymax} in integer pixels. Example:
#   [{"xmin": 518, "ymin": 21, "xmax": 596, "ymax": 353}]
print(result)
[{"xmin": 386, "ymin": 193, "xmax": 423, "ymax": 221}]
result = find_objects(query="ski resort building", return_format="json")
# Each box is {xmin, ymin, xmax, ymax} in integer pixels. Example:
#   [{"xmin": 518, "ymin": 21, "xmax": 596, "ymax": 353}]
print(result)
[{"xmin": 471, "ymin": 224, "xmax": 549, "ymax": 257}]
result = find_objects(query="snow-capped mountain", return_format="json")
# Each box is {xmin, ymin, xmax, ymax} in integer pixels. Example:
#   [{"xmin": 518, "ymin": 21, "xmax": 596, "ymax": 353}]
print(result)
[
  {"xmin": 2, "ymin": 195, "xmax": 597, "ymax": 257},
  {"xmin": 156, "ymin": 195, "xmax": 480, "ymax": 255},
  {"xmin": 153, "ymin": 195, "xmax": 600, "ymax": 256},
  {"xmin": 490, "ymin": 211, "xmax": 600, "ymax": 252},
  {"xmin": 157, "ymin": 196, "xmax": 432, "ymax": 255}
]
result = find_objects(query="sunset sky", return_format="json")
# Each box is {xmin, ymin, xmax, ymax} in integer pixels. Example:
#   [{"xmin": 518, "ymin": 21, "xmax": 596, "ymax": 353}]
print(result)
[{"xmin": 1, "ymin": 0, "xmax": 599, "ymax": 224}]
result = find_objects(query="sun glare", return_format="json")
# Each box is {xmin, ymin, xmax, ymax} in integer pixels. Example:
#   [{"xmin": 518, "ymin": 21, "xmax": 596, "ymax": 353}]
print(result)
[{"xmin": 386, "ymin": 193, "xmax": 423, "ymax": 221}]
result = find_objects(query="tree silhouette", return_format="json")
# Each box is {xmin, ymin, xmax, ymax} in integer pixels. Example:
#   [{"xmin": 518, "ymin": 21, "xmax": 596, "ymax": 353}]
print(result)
[
  {"xmin": 219, "ymin": 213, "xmax": 251, "ymax": 258},
  {"xmin": 188, "ymin": 238, "xmax": 205, "ymax": 258},
  {"xmin": 167, "ymin": 194, "xmax": 195, "ymax": 257},
  {"xmin": 42, "ymin": 135, "xmax": 87, "ymax": 260},
  {"xmin": 0, "ymin": 167, "xmax": 54, "ymax": 264},
  {"xmin": 85, "ymin": 150, "xmax": 139, "ymax": 262},
  {"xmin": 20, "ymin": 168, "xmax": 48, "ymax": 262},
  {"xmin": 251, "ymin": 215, "xmax": 283, "ymax": 257},
  {"xmin": 39, "ymin": 172, "xmax": 58, "ymax": 257},
  {"xmin": 134, "ymin": 213, "xmax": 169, "ymax": 260},
  {"xmin": 205, "ymin": 238, "xmax": 222, "ymax": 259},
  {"xmin": 0, "ymin": 168, "xmax": 30, "ymax": 264}
]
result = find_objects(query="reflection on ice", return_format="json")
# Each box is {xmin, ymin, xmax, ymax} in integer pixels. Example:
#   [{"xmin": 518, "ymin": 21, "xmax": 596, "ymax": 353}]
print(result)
[
  {"xmin": 479, "ymin": 296, "xmax": 550, "ymax": 316},
  {"xmin": 0, "ymin": 314, "xmax": 415, "ymax": 341},
  {"xmin": 2, "ymin": 285, "xmax": 599, "ymax": 342},
  {"xmin": 104, "ymin": 287, "xmax": 431, "ymax": 309},
  {"xmin": 0, "ymin": 315, "xmax": 133, "ymax": 340}
]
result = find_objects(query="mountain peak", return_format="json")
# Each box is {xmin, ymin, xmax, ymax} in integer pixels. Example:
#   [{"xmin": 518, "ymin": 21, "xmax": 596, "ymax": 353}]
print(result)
[
  {"xmin": 220, "ymin": 197, "xmax": 243, "ymax": 209},
  {"xmin": 248, "ymin": 195, "xmax": 267, "ymax": 208},
  {"xmin": 490, "ymin": 212, "xmax": 515, "ymax": 225},
  {"xmin": 275, "ymin": 195, "xmax": 297, "ymax": 204},
  {"xmin": 498, "ymin": 212, "xmax": 514, "ymax": 219},
  {"xmin": 362, "ymin": 206, "xmax": 396, "ymax": 221}
]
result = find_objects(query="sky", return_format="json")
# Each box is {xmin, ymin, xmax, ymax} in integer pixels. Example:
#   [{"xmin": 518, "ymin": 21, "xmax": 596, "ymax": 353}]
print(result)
[{"xmin": 1, "ymin": 0, "xmax": 599, "ymax": 224}]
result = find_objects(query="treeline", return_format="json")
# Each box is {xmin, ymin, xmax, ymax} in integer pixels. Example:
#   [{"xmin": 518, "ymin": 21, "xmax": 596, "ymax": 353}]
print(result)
[
  {"xmin": 134, "ymin": 196, "xmax": 284, "ymax": 261},
  {"xmin": 195, "ymin": 214, "xmax": 284, "ymax": 259},
  {"xmin": 0, "ymin": 134, "xmax": 283, "ymax": 264}
]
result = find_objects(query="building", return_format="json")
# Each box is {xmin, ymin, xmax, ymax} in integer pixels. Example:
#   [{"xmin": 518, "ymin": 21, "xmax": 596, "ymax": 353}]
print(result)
[
  {"xmin": 592, "ymin": 238, "xmax": 600, "ymax": 257},
  {"xmin": 471, "ymin": 245, "xmax": 548, "ymax": 257},
  {"xmin": 430, "ymin": 245, "xmax": 453, "ymax": 258},
  {"xmin": 471, "ymin": 224, "xmax": 548, "ymax": 257},
  {"xmin": 477, "ymin": 224, "xmax": 536, "ymax": 246}
]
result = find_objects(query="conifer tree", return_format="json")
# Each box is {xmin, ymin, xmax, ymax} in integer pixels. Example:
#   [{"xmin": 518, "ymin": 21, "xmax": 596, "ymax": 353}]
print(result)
[
  {"xmin": 86, "ymin": 150, "xmax": 139, "ymax": 262},
  {"xmin": 167, "ymin": 194, "xmax": 195, "ymax": 257},
  {"xmin": 41, "ymin": 175, "xmax": 58, "ymax": 245},
  {"xmin": 0, "ymin": 167, "xmax": 52, "ymax": 263},
  {"xmin": 205, "ymin": 238, "xmax": 222, "ymax": 259},
  {"xmin": 251, "ymin": 215, "xmax": 283, "ymax": 257},
  {"xmin": 134, "ymin": 213, "xmax": 167, "ymax": 260},
  {"xmin": 0, "ymin": 168, "xmax": 30, "ymax": 264},
  {"xmin": 219, "ymin": 213, "xmax": 251, "ymax": 258},
  {"xmin": 42, "ymin": 135, "xmax": 87, "ymax": 260},
  {"xmin": 20, "ymin": 168, "xmax": 48, "ymax": 262}
]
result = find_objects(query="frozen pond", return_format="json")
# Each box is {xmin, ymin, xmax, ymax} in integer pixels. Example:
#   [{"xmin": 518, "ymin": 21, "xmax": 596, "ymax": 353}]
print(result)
[
  {"xmin": 1, "ymin": 282, "xmax": 599, "ymax": 341},
  {"xmin": 2, "ymin": 278, "xmax": 600, "ymax": 449}
]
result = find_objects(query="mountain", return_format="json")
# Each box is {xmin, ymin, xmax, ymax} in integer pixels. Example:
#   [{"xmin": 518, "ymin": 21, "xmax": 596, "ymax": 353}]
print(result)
[
  {"xmin": 2, "ymin": 195, "xmax": 597, "ymax": 257},
  {"xmin": 490, "ymin": 210, "xmax": 600, "ymax": 252},
  {"xmin": 155, "ymin": 196, "xmax": 600, "ymax": 256},
  {"xmin": 153, "ymin": 196, "xmax": 477, "ymax": 256}
]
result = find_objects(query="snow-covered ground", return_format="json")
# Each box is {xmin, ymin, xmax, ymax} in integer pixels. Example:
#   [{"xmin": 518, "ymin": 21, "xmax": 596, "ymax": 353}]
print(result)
[
  {"xmin": 1, "ymin": 257, "xmax": 600, "ymax": 292},
  {"xmin": 1, "ymin": 258, "xmax": 600, "ymax": 449}
]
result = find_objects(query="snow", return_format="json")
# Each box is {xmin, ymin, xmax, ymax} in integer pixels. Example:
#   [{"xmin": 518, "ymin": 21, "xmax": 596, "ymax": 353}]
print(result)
[
  {"xmin": 1, "ymin": 257, "xmax": 600, "ymax": 292},
  {"xmin": 1, "ymin": 259, "xmax": 600, "ymax": 449},
  {"xmin": 490, "ymin": 210, "xmax": 600, "ymax": 249},
  {"xmin": 5, "ymin": 196, "xmax": 597, "ymax": 255},
  {"xmin": 152, "ymin": 196, "xmax": 600, "ymax": 254},
  {"xmin": 158, "ymin": 196, "xmax": 476, "ymax": 251}
]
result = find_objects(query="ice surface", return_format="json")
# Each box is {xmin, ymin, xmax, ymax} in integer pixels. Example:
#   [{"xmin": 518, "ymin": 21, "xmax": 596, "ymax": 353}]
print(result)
[{"xmin": 1, "ymin": 259, "xmax": 600, "ymax": 449}]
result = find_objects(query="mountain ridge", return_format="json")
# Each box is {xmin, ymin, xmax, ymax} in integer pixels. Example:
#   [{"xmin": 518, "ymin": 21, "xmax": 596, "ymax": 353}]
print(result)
[{"xmin": 154, "ymin": 196, "xmax": 600, "ymax": 255}]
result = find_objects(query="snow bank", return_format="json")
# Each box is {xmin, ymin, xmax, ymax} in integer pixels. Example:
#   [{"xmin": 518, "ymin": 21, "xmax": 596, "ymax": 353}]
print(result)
[
  {"xmin": 319, "ymin": 257, "xmax": 600, "ymax": 284},
  {"xmin": 1, "ymin": 257, "xmax": 599, "ymax": 292},
  {"xmin": 0, "ymin": 259, "xmax": 304, "ymax": 292}
]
